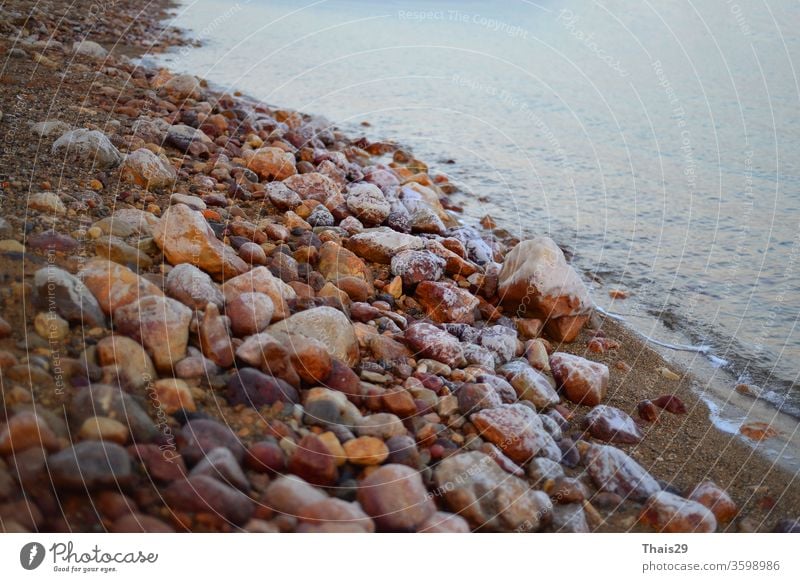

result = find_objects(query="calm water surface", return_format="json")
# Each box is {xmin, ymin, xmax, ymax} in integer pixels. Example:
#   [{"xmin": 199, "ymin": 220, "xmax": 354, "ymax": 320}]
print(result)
[{"xmin": 152, "ymin": 0, "xmax": 800, "ymax": 418}]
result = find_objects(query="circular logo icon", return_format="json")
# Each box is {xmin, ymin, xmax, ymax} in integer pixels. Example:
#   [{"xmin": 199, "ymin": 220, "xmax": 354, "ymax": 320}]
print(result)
[{"xmin": 20, "ymin": 542, "xmax": 46, "ymax": 570}]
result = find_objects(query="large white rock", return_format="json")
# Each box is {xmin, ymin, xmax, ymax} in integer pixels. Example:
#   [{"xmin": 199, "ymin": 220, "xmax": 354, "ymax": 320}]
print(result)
[
  {"xmin": 268, "ymin": 306, "xmax": 359, "ymax": 366},
  {"xmin": 52, "ymin": 129, "xmax": 122, "ymax": 168}
]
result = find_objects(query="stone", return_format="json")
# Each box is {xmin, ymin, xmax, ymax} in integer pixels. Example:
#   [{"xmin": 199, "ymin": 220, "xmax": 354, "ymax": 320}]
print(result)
[
  {"xmin": 288, "ymin": 434, "xmax": 338, "ymax": 486},
  {"xmin": 304, "ymin": 387, "xmax": 363, "ymax": 427},
  {"xmin": 165, "ymin": 475, "xmax": 253, "ymax": 525},
  {"xmin": 457, "ymin": 382, "xmax": 502, "ymax": 415},
  {"xmin": 283, "ymin": 172, "xmax": 340, "ymax": 202},
  {"xmin": 357, "ymin": 464, "xmax": 435, "ymax": 531},
  {"xmin": 471, "ymin": 404, "xmax": 552, "ymax": 464},
  {"xmin": 268, "ymin": 306, "xmax": 359, "ymax": 366},
  {"xmin": 52, "ymin": 128, "xmax": 121, "ymax": 168},
  {"xmin": 73, "ymin": 39, "xmax": 107, "ymax": 58},
  {"xmin": 281, "ymin": 333, "xmax": 332, "ymax": 384},
  {"xmin": 415, "ymin": 281, "xmax": 479, "ymax": 324},
  {"xmin": 403, "ymin": 323, "xmax": 465, "ymax": 368},
  {"xmin": 343, "ymin": 436, "xmax": 389, "ymax": 466},
  {"xmin": 226, "ymin": 367, "xmax": 299, "ymax": 408},
  {"xmin": 70, "ymin": 385, "xmax": 159, "ymax": 442},
  {"xmin": 34, "ymin": 266, "xmax": 105, "ymax": 328},
  {"xmin": 266, "ymin": 182, "xmax": 302, "ymax": 210},
  {"xmin": 30, "ymin": 119, "xmax": 71, "ymax": 139},
  {"xmin": 245, "ymin": 440, "xmax": 286, "ymax": 474},
  {"xmin": 34, "ymin": 311, "xmax": 69, "ymax": 341},
  {"xmin": 346, "ymin": 183, "xmax": 390, "ymax": 225},
  {"xmin": 584, "ymin": 405, "xmax": 643, "ymax": 444},
  {"xmin": 318, "ymin": 241, "xmax": 371, "ymax": 282},
  {"xmin": 222, "ymin": 266, "xmax": 295, "ymax": 321},
  {"xmin": 152, "ymin": 378, "xmax": 196, "ymax": 414},
  {"xmin": 227, "ymin": 292, "xmax": 274, "ymax": 336},
  {"xmin": 198, "ymin": 303, "xmax": 234, "ymax": 367},
  {"xmin": 109, "ymin": 209, "xmax": 160, "ymax": 237},
  {"xmin": 497, "ymin": 237, "xmax": 591, "ymax": 321},
  {"xmin": 549, "ymin": 352, "xmax": 609, "ymax": 406},
  {"xmin": 347, "ymin": 228, "xmax": 425, "ymax": 264},
  {"xmin": 582, "ymin": 443, "xmax": 661, "ymax": 502},
  {"xmin": 307, "ymin": 205, "xmax": 334, "ymax": 227},
  {"xmin": 637, "ymin": 400, "xmax": 660, "ymax": 422},
  {"xmin": 652, "ymin": 394, "xmax": 687, "ymax": 414},
  {"xmin": 113, "ymin": 295, "xmax": 192, "ymax": 373},
  {"xmin": 641, "ymin": 491, "xmax": 717, "ymax": 533},
  {"xmin": 95, "ymin": 235, "xmax": 152, "ymax": 269},
  {"xmin": 28, "ymin": 191, "xmax": 65, "ymax": 214},
  {"xmin": 551, "ymin": 503, "xmax": 590, "ymax": 533},
  {"xmin": 246, "ymin": 147, "xmax": 297, "ymax": 180},
  {"xmin": 527, "ymin": 457, "xmax": 565, "ymax": 485},
  {"xmin": 545, "ymin": 315, "xmax": 589, "ymax": 343},
  {"xmin": 687, "ymin": 481, "xmax": 737, "ymax": 523},
  {"xmin": 96, "ymin": 335, "xmax": 156, "ymax": 391},
  {"xmin": 390, "ymin": 250, "xmax": 445, "ymax": 287},
  {"xmin": 297, "ymin": 498, "xmax": 375, "ymax": 533},
  {"xmin": 161, "ymin": 74, "xmax": 201, "ymax": 99},
  {"xmin": 321, "ymin": 360, "xmax": 362, "ymax": 403},
  {"xmin": 524, "ymin": 338, "xmax": 550, "ymax": 370},
  {"xmin": 154, "ymin": 204, "xmax": 247, "ymax": 281},
  {"xmin": 739, "ymin": 421, "xmax": 778, "ymax": 441},
  {"xmin": 498, "ymin": 360, "xmax": 560, "ymax": 409},
  {"xmin": 79, "ymin": 258, "xmax": 163, "ymax": 315},
  {"xmin": 48, "ymin": 442, "xmax": 132, "ymax": 489},
  {"xmin": 234, "ymin": 332, "xmax": 300, "ymax": 386},
  {"xmin": 264, "ymin": 475, "xmax": 327, "ymax": 515},
  {"xmin": 0, "ymin": 411, "xmax": 60, "ymax": 455},
  {"xmin": 479, "ymin": 326, "xmax": 518, "ymax": 366},
  {"xmin": 120, "ymin": 149, "xmax": 176, "ymax": 190},
  {"xmin": 78, "ymin": 416, "xmax": 129, "ymax": 444},
  {"xmin": 434, "ymin": 451, "xmax": 553, "ymax": 531},
  {"xmin": 165, "ymin": 263, "xmax": 225, "ymax": 311},
  {"xmin": 165, "ymin": 124, "xmax": 212, "ymax": 152},
  {"xmin": 355, "ymin": 414, "xmax": 406, "ymax": 440},
  {"xmin": 238, "ymin": 242, "xmax": 267, "ymax": 265},
  {"xmin": 190, "ymin": 447, "xmax": 249, "ymax": 491},
  {"xmin": 418, "ymin": 511, "xmax": 471, "ymax": 533},
  {"xmin": 178, "ymin": 419, "xmax": 245, "ymax": 465}
]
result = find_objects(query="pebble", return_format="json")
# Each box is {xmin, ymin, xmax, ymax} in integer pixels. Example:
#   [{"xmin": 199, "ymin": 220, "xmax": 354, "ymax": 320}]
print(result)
[
  {"xmin": 95, "ymin": 235, "xmax": 152, "ymax": 269},
  {"xmin": 113, "ymin": 295, "xmax": 192, "ymax": 372},
  {"xmin": 222, "ymin": 266, "xmax": 295, "ymax": 321},
  {"xmin": 28, "ymin": 191, "xmax": 66, "ymax": 214},
  {"xmin": 582, "ymin": 442, "xmax": 661, "ymax": 502},
  {"xmin": 190, "ymin": 447, "xmax": 249, "ymax": 491},
  {"xmin": 355, "ymin": 413, "xmax": 406, "ymax": 439},
  {"xmin": 435, "ymin": 451, "xmax": 553, "ymax": 531},
  {"xmin": 153, "ymin": 378, "xmax": 196, "ymax": 414},
  {"xmin": 165, "ymin": 124, "xmax": 212, "ymax": 152},
  {"xmin": 120, "ymin": 148, "xmax": 176, "ymax": 189},
  {"xmin": 70, "ymin": 384, "xmax": 158, "ymax": 442},
  {"xmin": 266, "ymin": 182, "xmax": 302, "ymax": 210},
  {"xmin": 281, "ymin": 333, "xmax": 332, "ymax": 384},
  {"xmin": 418, "ymin": 511, "xmax": 471, "ymax": 533},
  {"xmin": 48, "ymin": 441, "xmax": 132, "ymax": 489},
  {"xmin": 33, "ymin": 311, "xmax": 69, "ymax": 341},
  {"xmin": 129, "ymin": 444, "xmax": 187, "ymax": 482},
  {"xmin": 686, "ymin": 481, "xmax": 737, "ymax": 523},
  {"xmin": 527, "ymin": 457, "xmax": 565, "ymax": 485},
  {"xmin": 238, "ymin": 242, "xmax": 267, "ymax": 265},
  {"xmin": 226, "ymin": 367, "xmax": 299, "ymax": 407},
  {"xmin": 78, "ymin": 416, "xmax": 129, "ymax": 444},
  {"xmin": 198, "ymin": 303, "xmax": 234, "ymax": 367},
  {"xmin": 549, "ymin": 352, "xmax": 609, "ymax": 406},
  {"xmin": 246, "ymin": 147, "xmax": 297, "ymax": 180},
  {"xmin": 29, "ymin": 119, "xmax": 71, "ymax": 139},
  {"xmin": 498, "ymin": 360, "xmax": 560, "ymax": 409},
  {"xmin": 415, "ymin": 281, "xmax": 479, "ymax": 324},
  {"xmin": 390, "ymin": 249, "xmax": 445, "ymax": 287},
  {"xmin": 161, "ymin": 73, "xmax": 202, "ymax": 99},
  {"xmin": 164, "ymin": 475, "xmax": 254, "ymax": 525},
  {"xmin": 584, "ymin": 405, "xmax": 643, "ymax": 444},
  {"xmin": 51, "ymin": 128, "xmax": 121, "ymax": 168},
  {"xmin": 154, "ymin": 204, "xmax": 247, "ymax": 280},
  {"xmin": 288, "ymin": 434, "xmax": 338, "ymax": 486},
  {"xmin": 403, "ymin": 323, "xmax": 465, "ymax": 368},
  {"xmin": 165, "ymin": 263, "xmax": 225, "ymax": 311},
  {"xmin": 345, "ymin": 183, "xmax": 390, "ymax": 225},
  {"xmin": 343, "ymin": 436, "xmax": 389, "ymax": 465},
  {"xmin": 296, "ymin": 498, "xmax": 375, "ymax": 533},
  {"xmin": 0, "ymin": 411, "xmax": 60, "ymax": 455},
  {"xmin": 227, "ymin": 292, "xmax": 274, "ymax": 336},
  {"xmin": 268, "ymin": 306, "xmax": 359, "ymax": 367},
  {"xmin": 347, "ymin": 228, "xmax": 425, "ymax": 264},
  {"xmin": 471, "ymin": 403, "xmax": 553, "ymax": 464},
  {"xmin": 263, "ymin": 475, "xmax": 327, "ymax": 516},
  {"xmin": 178, "ymin": 418, "xmax": 245, "ymax": 465},
  {"xmin": 357, "ymin": 464, "xmax": 435, "ymax": 531},
  {"xmin": 79, "ymin": 258, "xmax": 163, "ymax": 314},
  {"xmin": 652, "ymin": 394, "xmax": 687, "ymax": 414},
  {"xmin": 457, "ymin": 382, "xmax": 502, "ymax": 415},
  {"xmin": 245, "ymin": 440, "xmax": 287, "ymax": 474},
  {"xmin": 96, "ymin": 335, "xmax": 156, "ymax": 391},
  {"xmin": 551, "ymin": 503, "xmax": 590, "ymax": 533},
  {"xmin": 34, "ymin": 266, "xmax": 105, "ymax": 327},
  {"xmin": 641, "ymin": 491, "xmax": 717, "ymax": 533},
  {"xmin": 73, "ymin": 39, "xmax": 108, "ymax": 58}
]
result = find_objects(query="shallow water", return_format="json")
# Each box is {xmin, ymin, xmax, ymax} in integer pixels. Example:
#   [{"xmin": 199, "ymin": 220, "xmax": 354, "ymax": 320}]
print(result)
[{"xmin": 151, "ymin": 0, "xmax": 800, "ymax": 418}]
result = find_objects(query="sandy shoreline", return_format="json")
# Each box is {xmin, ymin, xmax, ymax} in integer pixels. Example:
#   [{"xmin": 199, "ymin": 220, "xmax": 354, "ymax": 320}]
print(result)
[{"xmin": 0, "ymin": 0, "xmax": 797, "ymax": 533}]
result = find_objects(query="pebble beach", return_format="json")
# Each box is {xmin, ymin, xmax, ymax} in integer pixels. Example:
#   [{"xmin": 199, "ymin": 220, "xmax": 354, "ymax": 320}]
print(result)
[{"xmin": 0, "ymin": 0, "xmax": 798, "ymax": 533}]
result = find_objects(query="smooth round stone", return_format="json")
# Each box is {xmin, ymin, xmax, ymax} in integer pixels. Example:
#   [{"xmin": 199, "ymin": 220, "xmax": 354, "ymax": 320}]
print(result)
[
  {"xmin": 227, "ymin": 292, "xmax": 274, "ymax": 336},
  {"xmin": 343, "ymin": 436, "xmax": 389, "ymax": 466},
  {"xmin": 78, "ymin": 416, "xmax": 130, "ymax": 444},
  {"xmin": 238, "ymin": 242, "xmax": 267, "ymax": 265}
]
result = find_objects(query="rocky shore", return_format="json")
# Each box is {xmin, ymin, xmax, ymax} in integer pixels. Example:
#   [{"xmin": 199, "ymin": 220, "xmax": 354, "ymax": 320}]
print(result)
[{"xmin": 0, "ymin": 0, "xmax": 798, "ymax": 533}]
